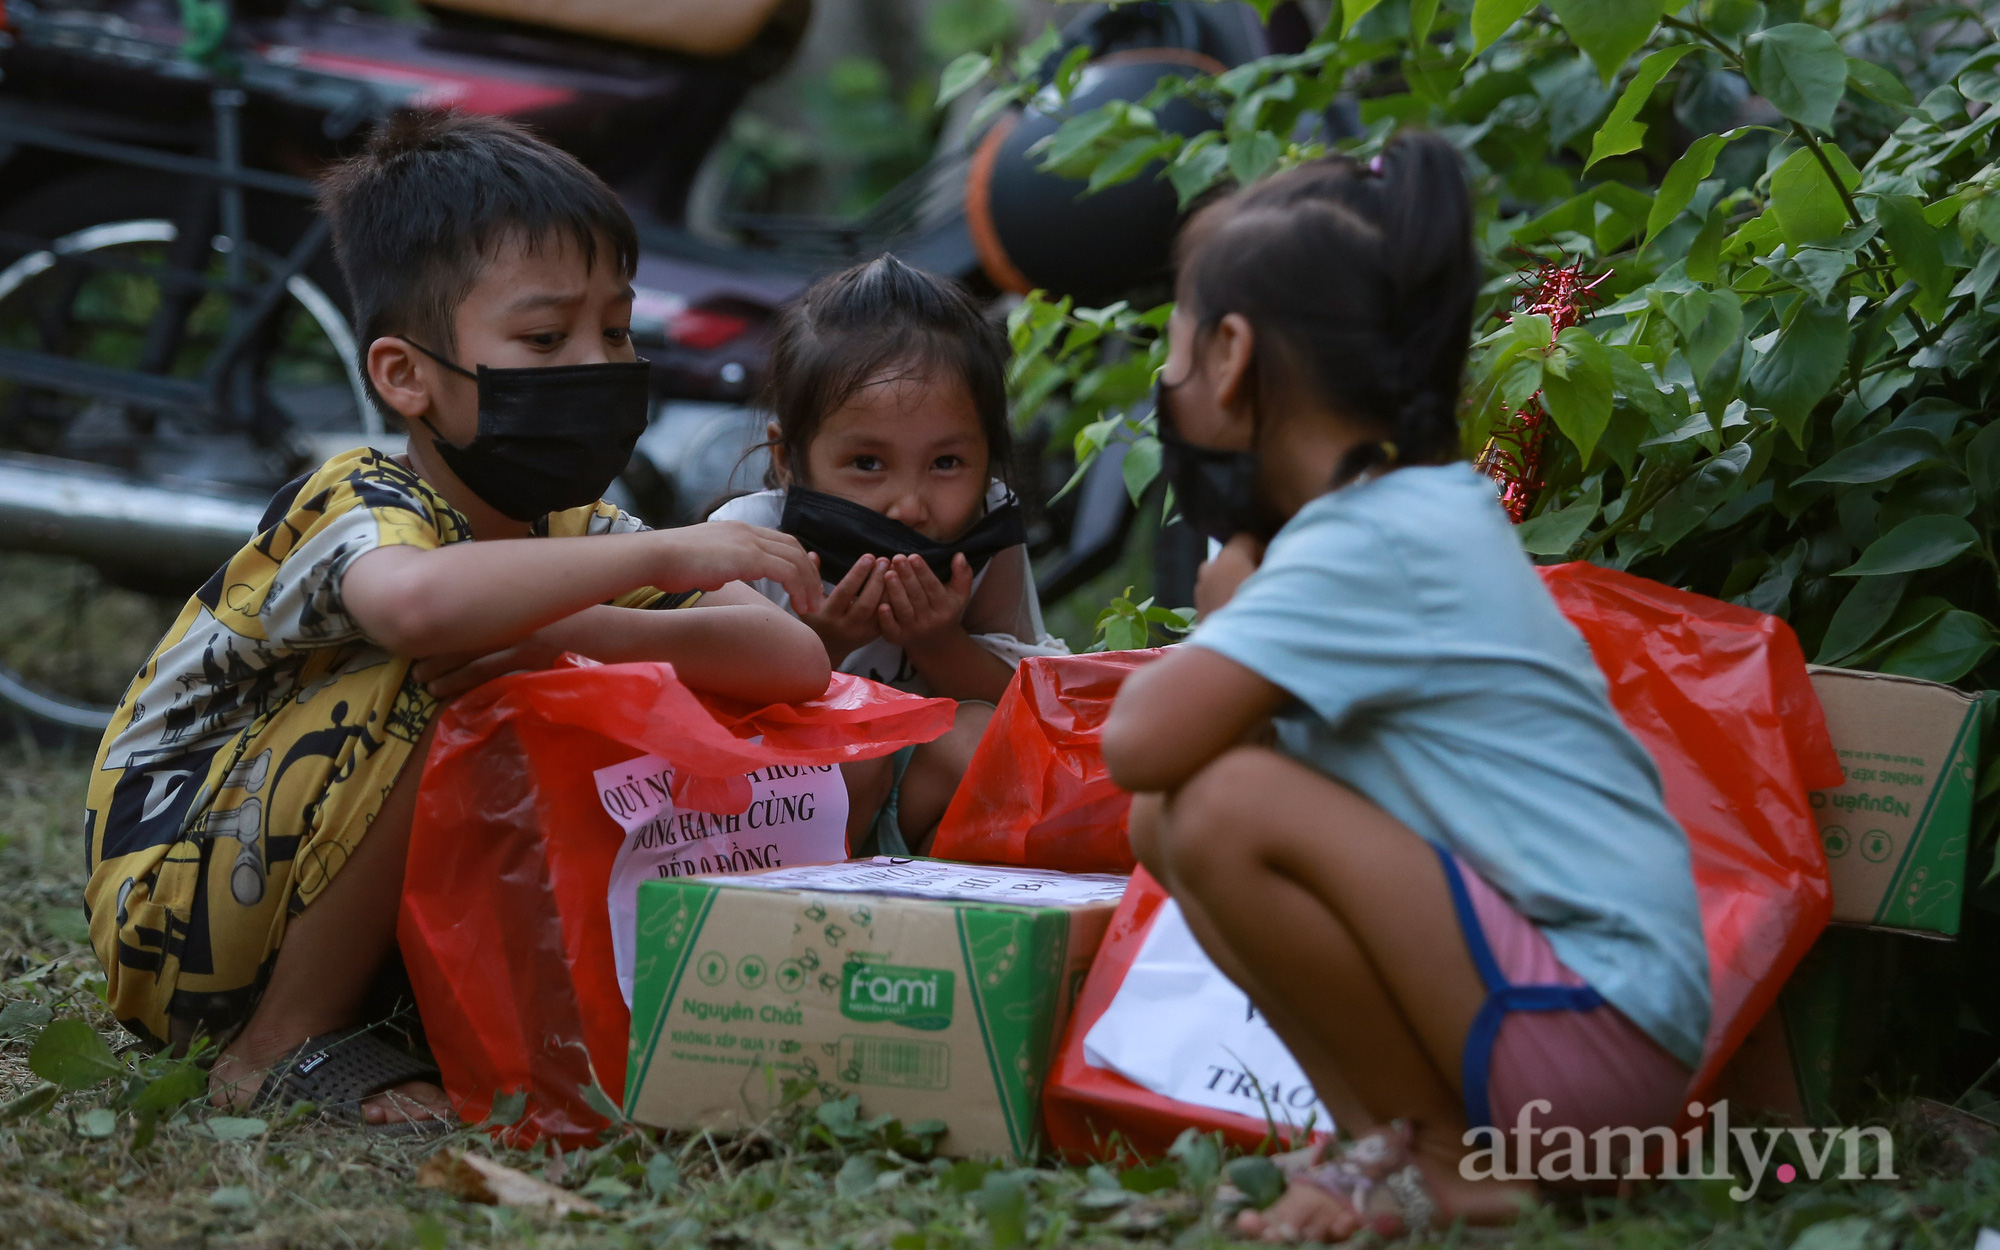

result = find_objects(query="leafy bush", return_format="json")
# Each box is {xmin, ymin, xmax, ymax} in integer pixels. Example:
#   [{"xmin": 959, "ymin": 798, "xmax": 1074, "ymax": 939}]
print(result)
[{"xmin": 956, "ymin": 0, "xmax": 2000, "ymax": 706}]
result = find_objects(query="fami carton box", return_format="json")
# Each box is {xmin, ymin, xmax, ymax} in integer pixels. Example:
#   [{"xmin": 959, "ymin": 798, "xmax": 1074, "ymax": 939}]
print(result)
[
  {"xmin": 1717, "ymin": 668, "xmax": 1984, "ymax": 1122},
  {"xmin": 624, "ymin": 858, "xmax": 1127, "ymax": 1160},
  {"xmin": 1806, "ymin": 667, "xmax": 1981, "ymax": 936}
]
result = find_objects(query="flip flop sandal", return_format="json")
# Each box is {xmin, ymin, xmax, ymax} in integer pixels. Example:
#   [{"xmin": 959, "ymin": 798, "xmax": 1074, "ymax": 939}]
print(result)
[
  {"xmin": 1285, "ymin": 1122, "xmax": 1442, "ymax": 1242},
  {"xmin": 250, "ymin": 1026, "xmax": 453, "ymax": 1137}
]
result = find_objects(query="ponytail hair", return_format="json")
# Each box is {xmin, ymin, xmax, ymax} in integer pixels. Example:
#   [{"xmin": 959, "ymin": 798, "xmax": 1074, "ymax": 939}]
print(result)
[{"xmin": 1175, "ymin": 132, "xmax": 1477, "ymax": 482}]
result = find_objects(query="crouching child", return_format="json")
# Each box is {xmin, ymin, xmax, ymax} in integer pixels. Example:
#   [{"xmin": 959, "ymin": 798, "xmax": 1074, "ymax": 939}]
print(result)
[{"xmin": 82, "ymin": 113, "xmax": 830, "ymax": 1130}]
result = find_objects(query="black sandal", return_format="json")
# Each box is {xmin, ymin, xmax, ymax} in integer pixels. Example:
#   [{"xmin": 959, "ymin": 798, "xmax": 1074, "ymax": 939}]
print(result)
[{"xmin": 250, "ymin": 1026, "xmax": 453, "ymax": 1136}]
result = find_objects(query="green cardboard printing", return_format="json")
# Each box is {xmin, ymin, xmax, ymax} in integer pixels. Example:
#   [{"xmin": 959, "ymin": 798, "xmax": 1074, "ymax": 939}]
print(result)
[
  {"xmin": 623, "ymin": 859, "xmax": 1123, "ymax": 1160},
  {"xmin": 1806, "ymin": 667, "xmax": 1983, "ymax": 935}
]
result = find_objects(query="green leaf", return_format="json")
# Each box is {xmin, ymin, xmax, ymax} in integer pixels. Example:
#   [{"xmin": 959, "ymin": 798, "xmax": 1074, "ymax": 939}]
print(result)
[
  {"xmin": 1225, "ymin": 1155, "xmax": 1286, "ymax": 1208},
  {"xmin": 1758, "ymin": 245, "xmax": 1853, "ymax": 305},
  {"xmin": 1516, "ymin": 480, "xmax": 1602, "ymax": 555},
  {"xmin": 1651, "ymin": 442, "xmax": 1752, "ymax": 547},
  {"xmin": 1744, "ymin": 24, "xmax": 1848, "ymax": 133},
  {"xmin": 28, "ymin": 1019, "xmax": 122, "ymax": 1091},
  {"xmin": 1875, "ymin": 193, "xmax": 1949, "ymax": 321},
  {"xmin": 1087, "ymin": 136, "xmax": 1175, "ymax": 194},
  {"xmin": 1588, "ymin": 46, "xmax": 1698, "ymax": 170},
  {"xmin": 480, "ymin": 1088, "xmax": 527, "ymax": 1128},
  {"xmin": 1645, "ymin": 132, "xmax": 1728, "ymax": 243},
  {"xmin": 1965, "ymin": 421, "xmax": 2000, "ymax": 497},
  {"xmin": 836, "ymin": 1154, "xmax": 884, "ymax": 1198},
  {"xmin": 1745, "ymin": 297, "xmax": 1850, "ymax": 443},
  {"xmin": 940, "ymin": 1158, "xmax": 995, "ymax": 1194},
  {"xmin": 208, "ymin": 1185, "xmax": 256, "ymax": 1211},
  {"xmin": 1794, "ymin": 428, "xmax": 1944, "ymax": 485},
  {"xmin": 198, "ymin": 1116, "xmax": 269, "ymax": 1141},
  {"xmin": 937, "ymin": 52, "xmax": 992, "ymax": 108},
  {"xmin": 1816, "ymin": 574, "xmax": 1908, "ymax": 664},
  {"xmin": 1540, "ymin": 329, "xmax": 1615, "ymax": 462},
  {"xmin": 130, "ymin": 1063, "xmax": 205, "ymax": 1116},
  {"xmin": 1123, "ymin": 437, "xmax": 1162, "ymax": 503},
  {"xmin": 973, "ymin": 1172, "xmax": 1030, "ymax": 1248},
  {"xmin": 1881, "ymin": 610, "xmax": 1996, "ymax": 682},
  {"xmin": 1169, "ymin": 1128, "xmax": 1222, "ymax": 1193},
  {"xmin": 1846, "ymin": 57, "xmax": 1914, "ymax": 111},
  {"xmin": 1660, "ymin": 288, "xmax": 1742, "ymax": 383},
  {"xmin": 1169, "ymin": 135, "xmax": 1231, "ymax": 208},
  {"xmin": 0, "ymin": 1082, "xmax": 60, "ymax": 1122},
  {"xmin": 1769, "ymin": 147, "xmax": 1854, "ymax": 245},
  {"xmin": 1834, "ymin": 515, "xmax": 1980, "ymax": 576},
  {"xmin": 1341, "ymin": 0, "xmax": 1386, "ymax": 35},
  {"xmin": 78, "ymin": 1107, "xmax": 118, "ymax": 1139},
  {"xmin": 1471, "ymin": 0, "xmax": 1538, "ymax": 51},
  {"xmin": 1227, "ymin": 130, "xmax": 1284, "ymax": 186},
  {"xmin": 1121, "ymin": 1162, "xmax": 1181, "ymax": 1193},
  {"xmin": 1408, "ymin": 0, "xmax": 1441, "ymax": 42},
  {"xmin": 1687, "ymin": 204, "xmax": 1728, "ymax": 282},
  {"xmin": 1547, "ymin": 0, "xmax": 1666, "ymax": 83},
  {"xmin": 580, "ymin": 1079, "xmax": 626, "ymax": 1126}
]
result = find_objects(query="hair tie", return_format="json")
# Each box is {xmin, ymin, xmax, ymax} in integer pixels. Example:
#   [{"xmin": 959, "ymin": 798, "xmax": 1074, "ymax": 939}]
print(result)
[{"xmin": 1367, "ymin": 154, "xmax": 1386, "ymax": 175}]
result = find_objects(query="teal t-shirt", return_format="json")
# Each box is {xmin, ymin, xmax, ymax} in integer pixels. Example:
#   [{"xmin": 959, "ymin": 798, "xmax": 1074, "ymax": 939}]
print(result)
[{"xmin": 1188, "ymin": 463, "xmax": 1710, "ymax": 1069}]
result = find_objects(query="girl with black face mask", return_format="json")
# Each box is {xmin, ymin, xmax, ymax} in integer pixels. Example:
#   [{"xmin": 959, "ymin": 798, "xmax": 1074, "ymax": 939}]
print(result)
[
  {"xmin": 1101, "ymin": 136, "xmax": 1709, "ymax": 1241},
  {"xmin": 707, "ymin": 255, "xmax": 1069, "ymax": 857}
]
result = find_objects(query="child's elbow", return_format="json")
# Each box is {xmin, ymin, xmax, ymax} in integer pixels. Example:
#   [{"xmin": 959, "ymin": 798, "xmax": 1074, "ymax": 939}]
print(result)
[
  {"xmin": 769, "ymin": 616, "xmax": 833, "ymax": 703},
  {"xmin": 776, "ymin": 649, "xmax": 833, "ymax": 704}
]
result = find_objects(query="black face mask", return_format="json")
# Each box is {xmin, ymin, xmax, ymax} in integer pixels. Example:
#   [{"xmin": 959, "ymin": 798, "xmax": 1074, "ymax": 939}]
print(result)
[
  {"xmin": 779, "ymin": 485, "xmax": 1026, "ymax": 584},
  {"xmin": 1154, "ymin": 376, "xmax": 1272, "ymax": 544},
  {"xmin": 403, "ymin": 339, "xmax": 651, "ymax": 523}
]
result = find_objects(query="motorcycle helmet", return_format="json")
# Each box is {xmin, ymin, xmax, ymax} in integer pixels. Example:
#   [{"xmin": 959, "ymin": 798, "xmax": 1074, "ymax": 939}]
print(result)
[{"xmin": 963, "ymin": 2, "xmax": 1292, "ymax": 307}]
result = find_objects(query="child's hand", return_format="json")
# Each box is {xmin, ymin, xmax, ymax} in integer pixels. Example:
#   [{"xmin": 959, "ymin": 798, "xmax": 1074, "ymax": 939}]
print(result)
[
  {"xmin": 798, "ymin": 554, "xmax": 887, "ymax": 666},
  {"xmin": 411, "ymin": 628, "xmax": 568, "ymax": 700},
  {"xmin": 1195, "ymin": 534, "xmax": 1265, "ymax": 615},
  {"xmin": 878, "ymin": 553, "xmax": 974, "ymax": 652},
  {"xmin": 661, "ymin": 521, "xmax": 825, "ymax": 613}
]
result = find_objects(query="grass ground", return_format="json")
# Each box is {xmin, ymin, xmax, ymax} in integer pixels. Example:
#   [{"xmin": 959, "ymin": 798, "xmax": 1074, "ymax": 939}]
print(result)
[{"xmin": 6, "ymin": 742, "xmax": 2000, "ymax": 1249}]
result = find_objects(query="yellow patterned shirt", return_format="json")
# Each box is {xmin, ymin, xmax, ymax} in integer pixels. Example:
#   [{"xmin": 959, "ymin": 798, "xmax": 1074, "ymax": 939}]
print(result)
[{"xmin": 82, "ymin": 447, "xmax": 688, "ymax": 1045}]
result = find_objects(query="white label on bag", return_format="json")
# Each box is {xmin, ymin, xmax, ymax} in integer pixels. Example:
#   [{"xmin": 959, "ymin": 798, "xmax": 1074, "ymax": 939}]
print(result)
[
  {"xmin": 1082, "ymin": 898, "xmax": 1332, "ymax": 1136},
  {"xmin": 719, "ymin": 856, "xmax": 1130, "ymax": 906},
  {"xmin": 599, "ymin": 753, "xmax": 849, "ymax": 1005}
]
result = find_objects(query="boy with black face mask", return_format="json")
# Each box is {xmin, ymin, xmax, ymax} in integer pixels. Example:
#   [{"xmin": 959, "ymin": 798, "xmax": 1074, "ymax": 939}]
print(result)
[{"xmin": 82, "ymin": 113, "xmax": 830, "ymax": 1130}]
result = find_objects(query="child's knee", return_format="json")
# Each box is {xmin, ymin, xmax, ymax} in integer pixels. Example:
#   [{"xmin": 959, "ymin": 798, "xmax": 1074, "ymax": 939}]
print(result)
[
  {"xmin": 1158, "ymin": 748, "xmax": 1271, "ymax": 876},
  {"xmin": 842, "ymin": 757, "xmax": 895, "ymax": 820},
  {"xmin": 939, "ymin": 700, "xmax": 994, "ymax": 762}
]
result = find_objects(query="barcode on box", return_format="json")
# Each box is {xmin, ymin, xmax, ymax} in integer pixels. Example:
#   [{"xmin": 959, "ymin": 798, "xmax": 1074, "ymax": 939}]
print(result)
[{"xmin": 840, "ymin": 1034, "xmax": 949, "ymax": 1090}]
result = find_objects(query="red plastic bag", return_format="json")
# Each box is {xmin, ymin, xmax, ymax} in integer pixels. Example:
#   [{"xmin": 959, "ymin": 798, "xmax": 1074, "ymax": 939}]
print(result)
[
  {"xmin": 399, "ymin": 657, "xmax": 954, "ymax": 1145},
  {"xmin": 1043, "ymin": 866, "xmax": 1328, "ymax": 1159},
  {"xmin": 1536, "ymin": 563, "xmax": 1840, "ymax": 1101},
  {"xmin": 930, "ymin": 649, "xmax": 1166, "ymax": 873},
  {"xmin": 1043, "ymin": 563, "xmax": 1839, "ymax": 1158}
]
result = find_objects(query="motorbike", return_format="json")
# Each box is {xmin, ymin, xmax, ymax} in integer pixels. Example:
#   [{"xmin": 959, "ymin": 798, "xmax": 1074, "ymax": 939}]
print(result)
[{"xmin": 0, "ymin": 0, "xmax": 1308, "ymax": 735}]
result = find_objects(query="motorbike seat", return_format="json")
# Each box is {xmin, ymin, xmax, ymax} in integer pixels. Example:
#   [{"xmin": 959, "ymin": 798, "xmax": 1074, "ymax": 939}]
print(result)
[{"xmin": 421, "ymin": 0, "xmax": 803, "ymax": 61}]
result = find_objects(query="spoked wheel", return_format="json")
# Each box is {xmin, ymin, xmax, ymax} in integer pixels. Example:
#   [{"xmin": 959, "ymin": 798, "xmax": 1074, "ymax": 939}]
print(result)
[{"xmin": 0, "ymin": 171, "xmax": 380, "ymax": 739}]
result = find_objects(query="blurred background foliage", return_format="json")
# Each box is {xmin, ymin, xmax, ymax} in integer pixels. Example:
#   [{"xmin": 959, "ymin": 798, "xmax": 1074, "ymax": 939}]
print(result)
[{"xmin": 705, "ymin": 0, "xmax": 1034, "ymax": 218}]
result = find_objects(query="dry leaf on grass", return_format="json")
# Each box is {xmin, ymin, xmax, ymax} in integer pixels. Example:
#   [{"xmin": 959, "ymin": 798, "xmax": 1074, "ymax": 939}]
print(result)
[{"xmin": 418, "ymin": 1149, "xmax": 604, "ymax": 1218}]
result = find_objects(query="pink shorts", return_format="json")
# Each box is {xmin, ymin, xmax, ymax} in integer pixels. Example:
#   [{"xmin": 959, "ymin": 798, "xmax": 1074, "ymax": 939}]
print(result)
[{"xmin": 1444, "ymin": 851, "xmax": 1692, "ymax": 1137}]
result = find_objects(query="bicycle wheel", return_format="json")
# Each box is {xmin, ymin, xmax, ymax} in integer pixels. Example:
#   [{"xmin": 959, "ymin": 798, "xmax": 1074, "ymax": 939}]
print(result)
[{"xmin": 0, "ymin": 170, "xmax": 376, "ymax": 736}]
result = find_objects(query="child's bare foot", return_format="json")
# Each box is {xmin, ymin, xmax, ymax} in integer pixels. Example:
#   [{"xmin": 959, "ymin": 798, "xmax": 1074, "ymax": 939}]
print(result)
[
  {"xmin": 209, "ymin": 1025, "xmax": 452, "ymax": 1126},
  {"xmin": 1236, "ymin": 1124, "xmax": 1534, "ymax": 1243}
]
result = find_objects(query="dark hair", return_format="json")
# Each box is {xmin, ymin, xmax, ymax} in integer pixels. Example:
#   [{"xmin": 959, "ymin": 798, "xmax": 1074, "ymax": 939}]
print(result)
[
  {"xmin": 762, "ymin": 254, "xmax": 1011, "ymax": 487},
  {"xmin": 1176, "ymin": 133, "xmax": 1477, "ymax": 482},
  {"xmin": 318, "ymin": 111, "xmax": 640, "ymax": 407}
]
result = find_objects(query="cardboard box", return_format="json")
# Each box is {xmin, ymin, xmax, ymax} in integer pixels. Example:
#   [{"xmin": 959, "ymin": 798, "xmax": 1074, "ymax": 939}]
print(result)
[
  {"xmin": 1807, "ymin": 667, "xmax": 1982, "ymax": 935},
  {"xmin": 624, "ymin": 858, "xmax": 1127, "ymax": 1160},
  {"xmin": 1716, "ymin": 925, "xmax": 1961, "ymax": 1124}
]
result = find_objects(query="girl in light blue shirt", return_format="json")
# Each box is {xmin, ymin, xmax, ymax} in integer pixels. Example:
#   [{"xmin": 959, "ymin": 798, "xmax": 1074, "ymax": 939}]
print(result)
[{"xmin": 1102, "ymin": 134, "xmax": 1708, "ymax": 1243}]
